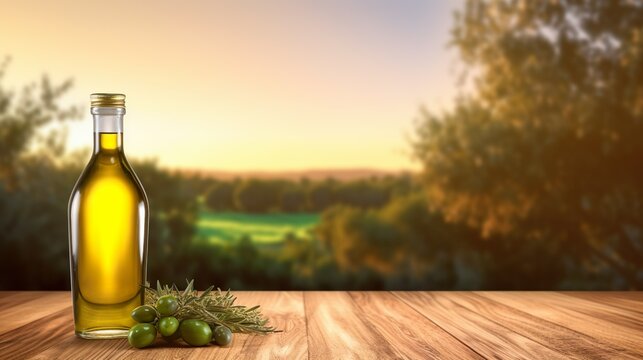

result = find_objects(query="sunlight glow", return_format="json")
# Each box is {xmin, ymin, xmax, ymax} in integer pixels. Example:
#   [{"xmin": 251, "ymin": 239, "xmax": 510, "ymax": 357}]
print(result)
[{"xmin": 0, "ymin": 0, "xmax": 459, "ymax": 171}]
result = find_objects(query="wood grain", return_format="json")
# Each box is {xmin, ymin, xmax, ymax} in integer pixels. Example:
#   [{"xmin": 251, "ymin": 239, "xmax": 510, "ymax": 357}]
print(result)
[
  {"xmin": 0, "ymin": 292, "xmax": 70, "ymax": 335},
  {"xmin": 304, "ymin": 291, "xmax": 403, "ymax": 360},
  {"xmin": 395, "ymin": 291, "xmax": 570, "ymax": 359},
  {"xmin": 0, "ymin": 292, "xmax": 31, "ymax": 308},
  {"xmin": 479, "ymin": 291, "xmax": 643, "ymax": 355},
  {"xmin": 348, "ymin": 291, "xmax": 482, "ymax": 360},
  {"xmin": 444, "ymin": 292, "xmax": 640, "ymax": 359},
  {"xmin": 559, "ymin": 291, "xmax": 643, "ymax": 315},
  {"xmin": 0, "ymin": 291, "xmax": 640, "ymax": 359},
  {"xmin": 0, "ymin": 306, "xmax": 73, "ymax": 359}
]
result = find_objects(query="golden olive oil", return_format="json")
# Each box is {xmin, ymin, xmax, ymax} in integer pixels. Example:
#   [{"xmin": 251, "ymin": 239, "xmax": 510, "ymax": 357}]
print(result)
[{"xmin": 69, "ymin": 94, "xmax": 148, "ymax": 339}]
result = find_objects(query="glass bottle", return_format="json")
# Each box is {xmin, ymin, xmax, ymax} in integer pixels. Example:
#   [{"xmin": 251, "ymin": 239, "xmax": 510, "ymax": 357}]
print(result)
[{"xmin": 68, "ymin": 93, "xmax": 149, "ymax": 339}]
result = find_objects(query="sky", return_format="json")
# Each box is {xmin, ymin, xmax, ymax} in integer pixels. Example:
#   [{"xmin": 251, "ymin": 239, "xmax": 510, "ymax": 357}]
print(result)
[{"xmin": 1, "ymin": 0, "xmax": 461, "ymax": 171}]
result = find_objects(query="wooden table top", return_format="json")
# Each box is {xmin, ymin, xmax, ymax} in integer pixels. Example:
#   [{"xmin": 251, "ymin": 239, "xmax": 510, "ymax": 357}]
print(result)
[{"xmin": 0, "ymin": 291, "xmax": 641, "ymax": 359}]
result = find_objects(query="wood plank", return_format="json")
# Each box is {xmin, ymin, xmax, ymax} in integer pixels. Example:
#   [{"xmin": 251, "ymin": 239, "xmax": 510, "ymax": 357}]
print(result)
[
  {"xmin": 0, "ymin": 292, "xmax": 70, "ymax": 335},
  {"xmin": 559, "ymin": 292, "xmax": 643, "ymax": 315},
  {"xmin": 349, "ymin": 291, "xmax": 482, "ymax": 359},
  {"xmin": 0, "ymin": 291, "xmax": 54, "ymax": 312},
  {"xmin": 0, "ymin": 306, "xmax": 74, "ymax": 359},
  {"xmin": 28, "ymin": 335, "xmax": 131, "ymax": 360},
  {"xmin": 304, "ymin": 291, "xmax": 401, "ymax": 359},
  {"xmin": 0, "ymin": 292, "xmax": 20, "ymax": 304},
  {"xmin": 519, "ymin": 292, "xmax": 642, "ymax": 332},
  {"xmin": 480, "ymin": 291, "xmax": 643, "ymax": 355},
  {"xmin": 0, "ymin": 292, "xmax": 34, "ymax": 313},
  {"xmin": 395, "ymin": 291, "xmax": 569, "ymax": 359},
  {"xmin": 445, "ymin": 292, "xmax": 640, "ymax": 359},
  {"xmin": 28, "ymin": 291, "xmax": 306, "ymax": 360},
  {"xmin": 8, "ymin": 292, "xmax": 136, "ymax": 360}
]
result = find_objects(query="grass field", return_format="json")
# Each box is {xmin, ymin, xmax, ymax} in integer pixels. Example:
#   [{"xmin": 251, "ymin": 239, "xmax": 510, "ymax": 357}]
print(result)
[{"xmin": 197, "ymin": 212, "xmax": 320, "ymax": 244}]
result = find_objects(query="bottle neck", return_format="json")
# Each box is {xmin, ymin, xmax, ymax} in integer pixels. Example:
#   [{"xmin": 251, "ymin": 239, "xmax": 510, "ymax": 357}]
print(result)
[{"xmin": 92, "ymin": 107, "xmax": 125, "ymax": 154}]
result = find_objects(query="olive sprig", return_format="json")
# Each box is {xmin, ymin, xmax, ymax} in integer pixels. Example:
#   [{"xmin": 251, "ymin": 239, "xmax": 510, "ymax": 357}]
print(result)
[
  {"xmin": 143, "ymin": 279, "xmax": 279, "ymax": 334},
  {"xmin": 128, "ymin": 280, "xmax": 279, "ymax": 349}
]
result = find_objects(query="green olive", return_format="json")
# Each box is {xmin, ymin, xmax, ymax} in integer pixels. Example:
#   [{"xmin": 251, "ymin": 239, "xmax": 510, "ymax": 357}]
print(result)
[
  {"xmin": 128, "ymin": 323, "xmax": 157, "ymax": 349},
  {"xmin": 131, "ymin": 305, "xmax": 157, "ymax": 323},
  {"xmin": 213, "ymin": 325, "xmax": 233, "ymax": 346},
  {"xmin": 180, "ymin": 319, "xmax": 212, "ymax": 346},
  {"xmin": 158, "ymin": 316, "xmax": 180, "ymax": 337},
  {"xmin": 156, "ymin": 295, "xmax": 179, "ymax": 316}
]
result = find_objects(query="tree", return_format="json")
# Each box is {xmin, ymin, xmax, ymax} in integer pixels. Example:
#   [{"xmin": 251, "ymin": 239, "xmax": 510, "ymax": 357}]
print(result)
[
  {"xmin": 0, "ymin": 58, "xmax": 82, "ymax": 289},
  {"xmin": 234, "ymin": 179, "xmax": 282, "ymax": 213},
  {"xmin": 316, "ymin": 194, "xmax": 483, "ymax": 289},
  {"xmin": 280, "ymin": 186, "xmax": 307, "ymax": 212},
  {"xmin": 414, "ymin": 0, "xmax": 643, "ymax": 288},
  {"xmin": 0, "ymin": 58, "xmax": 81, "ymax": 187},
  {"xmin": 307, "ymin": 179, "xmax": 335, "ymax": 211},
  {"xmin": 132, "ymin": 160, "xmax": 199, "ymax": 284},
  {"xmin": 334, "ymin": 180, "xmax": 389, "ymax": 208},
  {"xmin": 204, "ymin": 181, "xmax": 235, "ymax": 211}
]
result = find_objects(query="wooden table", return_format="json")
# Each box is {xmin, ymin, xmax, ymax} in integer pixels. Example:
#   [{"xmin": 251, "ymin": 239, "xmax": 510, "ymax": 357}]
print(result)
[{"xmin": 0, "ymin": 291, "xmax": 641, "ymax": 359}]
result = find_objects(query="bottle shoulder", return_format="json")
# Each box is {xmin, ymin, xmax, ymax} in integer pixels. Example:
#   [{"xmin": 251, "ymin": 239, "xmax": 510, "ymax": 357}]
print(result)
[{"xmin": 70, "ymin": 153, "xmax": 148, "ymax": 205}]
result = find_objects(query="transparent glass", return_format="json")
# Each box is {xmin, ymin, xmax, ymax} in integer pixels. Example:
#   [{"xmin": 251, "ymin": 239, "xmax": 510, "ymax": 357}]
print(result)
[{"xmin": 68, "ymin": 107, "xmax": 149, "ymax": 339}]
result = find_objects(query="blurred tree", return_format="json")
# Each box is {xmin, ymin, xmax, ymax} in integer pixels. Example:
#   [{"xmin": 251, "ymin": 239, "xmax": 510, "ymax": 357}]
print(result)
[
  {"xmin": 316, "ymin": 194, "xmax": 486, "ymax": 289},
  {"xmin": 280, "ymin": 185, "xmax": 307, "ymax": 212},
  {"xmin": 0, "ymin": 58, "xmax": 81, "ymax": 187},
  {"xmin": 334, "ymin": 180, "xmax": 389, "ymax": 208},
  {"xmin": 317, "ymin": 205, "xmax": 400, "ymax": 273},
  {"xmin": 306, "ymin": 179, "xmax": 336, "ymax": 211},
  {"xmin": 204, "ymin": 181, "xmax": 235, "ymax": 211},
  {"xmin": 234, "ymin": 179, "xmax": 282, "ymax": 213},
  {"xmin": 414, "ymin": 0, "xmax": 643, "ymax": 288},
  {"xmin": 382, "ymin": 173, "xmax": 416, "ymax": 198},
  {"xmin": 0, "ymin": 58, "xmax": 82, "ymax": 289},
  {"xmin": 132, "ymin": 160, "xmax": 198, "ymax": 284}
]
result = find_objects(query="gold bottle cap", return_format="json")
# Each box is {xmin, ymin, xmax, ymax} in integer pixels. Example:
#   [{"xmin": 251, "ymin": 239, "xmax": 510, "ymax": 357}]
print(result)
[{"xmin": 90, "ymin": 93, "xmax": 125, "ymax": 108}]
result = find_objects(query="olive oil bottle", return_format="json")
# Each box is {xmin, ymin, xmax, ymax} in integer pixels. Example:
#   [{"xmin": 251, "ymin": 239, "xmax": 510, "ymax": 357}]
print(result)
[{"xmin": 68, "ymin": 93, "xmax": 149, "ymax": 339}]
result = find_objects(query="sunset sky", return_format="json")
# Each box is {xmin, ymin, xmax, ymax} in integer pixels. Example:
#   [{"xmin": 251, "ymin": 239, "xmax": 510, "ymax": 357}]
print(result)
[{"xmin": 1, "ymin": 0, "xmax": 460, "ymax": 171}]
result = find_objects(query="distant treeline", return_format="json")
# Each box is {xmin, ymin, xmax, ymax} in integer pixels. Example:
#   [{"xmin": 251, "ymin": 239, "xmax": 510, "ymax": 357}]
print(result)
[{"xmin": 200, "ymin": 176, "xmax": 419, "ymax": 213}]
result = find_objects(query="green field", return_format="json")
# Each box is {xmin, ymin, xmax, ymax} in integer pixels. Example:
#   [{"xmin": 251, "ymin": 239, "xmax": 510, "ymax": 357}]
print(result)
[{"xmin": 197, "ymin": 212, "xmax": 320, "ymax": 244}]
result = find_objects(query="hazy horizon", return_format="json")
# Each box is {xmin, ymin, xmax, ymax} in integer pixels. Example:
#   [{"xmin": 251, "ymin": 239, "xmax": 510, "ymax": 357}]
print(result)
[
  {"xmin": 175, "ymin": 166, "xmax": 415, "ymax": 181},
  {"xmin": 1, "ymin": 0, "xmax": 461, "ymax": 171}
]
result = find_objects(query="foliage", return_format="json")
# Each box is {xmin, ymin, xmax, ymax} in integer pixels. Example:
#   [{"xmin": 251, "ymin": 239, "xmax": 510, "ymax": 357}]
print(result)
[
  {"xmin": 133, "ymin": 161, "xmax": 199, "ymax": 283},
  {"xmin": 307, "ymin": 179, "xmax": 336, "ymax": 211},
  {"xmin": 317, "ymin": 194, "xmax": 485, "ymax": 289},
  {"xmin": 0, "ymin": 58, "xmax": 82, "ymax": 188},
  {"xmin": 203, "ymin": 175, "xmax": 417, "ymax": 213},
  {"xmin": 0, "ymin": 58, "xmax": 82, "ymax": 289},
  {"xmin": 413, "ymin": 0, "xmax": 643, "ymax": 288},
  {"xmin": 279, "ymin": 186, "xmax": 307, "ymax": 212},
  {"xmin": 234, "ymin": 179, "xmax": 283, "ymax": 213},
  {"xmin": 205, "ymin": 181, "xmax": 235, "ymax": 211}
]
